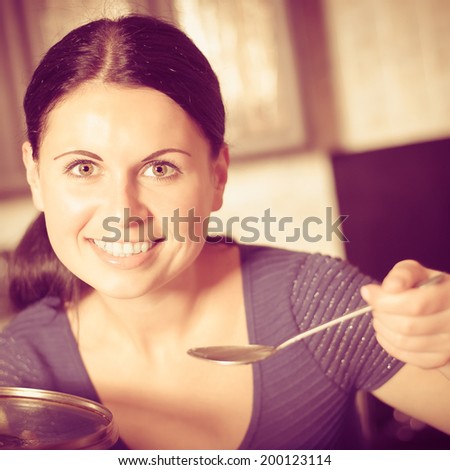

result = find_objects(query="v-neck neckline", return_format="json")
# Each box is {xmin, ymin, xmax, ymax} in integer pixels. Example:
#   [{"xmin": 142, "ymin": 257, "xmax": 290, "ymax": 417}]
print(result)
[{"xmin": 60, "ymin": 242, "xmax": 262, "ymax": 450}]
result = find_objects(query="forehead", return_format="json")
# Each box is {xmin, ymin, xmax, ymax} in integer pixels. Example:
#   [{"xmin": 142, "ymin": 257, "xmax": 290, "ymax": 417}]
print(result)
[{"xmin": 40, "ymin": 82, "xmax": 205, "ymax": 153}]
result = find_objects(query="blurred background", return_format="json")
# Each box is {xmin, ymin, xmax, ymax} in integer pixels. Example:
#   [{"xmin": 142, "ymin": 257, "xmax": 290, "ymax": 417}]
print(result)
[{"xmin": 0, "ymin": 0, "xmax": 449, "ymax": 449}]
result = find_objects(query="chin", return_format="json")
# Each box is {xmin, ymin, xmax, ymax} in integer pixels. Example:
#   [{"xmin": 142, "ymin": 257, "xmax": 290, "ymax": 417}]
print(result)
[
  {"xmin": 86, "ymin": 280, "xmax": 159, "ymax": 300},
  {"xmin": 82, "ymin": 270, "xmax": 182, "ymax": 300}
]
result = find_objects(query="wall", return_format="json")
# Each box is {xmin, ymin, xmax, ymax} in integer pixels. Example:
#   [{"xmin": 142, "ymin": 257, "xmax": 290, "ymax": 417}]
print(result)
[{"xmin": 216, "ymin": 150, "xmax": 344, "ymax": 257}]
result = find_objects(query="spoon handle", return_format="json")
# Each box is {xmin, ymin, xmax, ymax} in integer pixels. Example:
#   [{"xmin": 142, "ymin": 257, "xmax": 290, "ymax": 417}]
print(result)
[{"xmin": 276, "ymin": 273, "xmax": 445, "ymax": 352}]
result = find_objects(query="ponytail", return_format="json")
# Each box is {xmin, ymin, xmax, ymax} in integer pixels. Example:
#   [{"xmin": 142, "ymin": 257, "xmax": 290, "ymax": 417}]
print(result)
[{"xmin": 8, "ymin": 213, "xmax": 84, "ymax": 311}]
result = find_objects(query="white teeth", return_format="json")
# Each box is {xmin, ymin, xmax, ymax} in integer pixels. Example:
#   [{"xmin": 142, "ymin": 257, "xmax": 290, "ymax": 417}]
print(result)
[
  {"xmin": 94, "ymin": 240, "xmax": 106, "ymax": 250},
  {"xmin": 123, "ymin": 242, "xmax": 134, "ymax": 254},
  {"xmin": 93, "ymin": 239, "xmax": 155, "ymax": 257}
]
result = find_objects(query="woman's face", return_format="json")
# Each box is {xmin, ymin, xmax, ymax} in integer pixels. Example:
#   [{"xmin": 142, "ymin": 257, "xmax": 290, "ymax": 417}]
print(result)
[{"xmin": 23, "ymin": 82, "xmax": 228, "ymax": 299}]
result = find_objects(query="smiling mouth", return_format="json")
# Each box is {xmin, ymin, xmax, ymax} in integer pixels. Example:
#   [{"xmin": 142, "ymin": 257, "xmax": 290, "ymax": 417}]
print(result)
[{"xmin": 91, "ymin": 239, "xmax": 164, "ymax": 257}]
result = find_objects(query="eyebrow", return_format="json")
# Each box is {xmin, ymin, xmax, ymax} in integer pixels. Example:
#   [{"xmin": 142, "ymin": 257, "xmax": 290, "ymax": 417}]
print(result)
[
  {"xmin": 53, "ymin": 150, "xmax": 102, "ymax": 161},
  {"xmin": 53, "ymin": 148, "xmax": 192, "ymax": 161},
  {"xmin": 141, "ymin": 148, "xmax": 191, "ymax": 163}
]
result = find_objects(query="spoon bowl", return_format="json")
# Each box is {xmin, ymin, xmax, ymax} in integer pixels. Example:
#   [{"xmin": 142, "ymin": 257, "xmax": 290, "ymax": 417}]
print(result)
[{"xmin": 187, "ymin": 344, "xmax": 276, "ymax": 365}]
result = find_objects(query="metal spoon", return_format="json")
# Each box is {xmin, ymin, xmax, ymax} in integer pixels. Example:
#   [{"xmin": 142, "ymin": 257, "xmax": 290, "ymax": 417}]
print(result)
[{"xmin": 187, "ymin": 273, "xmax": 445, "ymax": 365}]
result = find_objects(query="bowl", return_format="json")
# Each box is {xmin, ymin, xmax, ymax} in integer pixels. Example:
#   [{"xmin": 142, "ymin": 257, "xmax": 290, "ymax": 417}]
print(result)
[{"xmin": 0, "ymin": 387, "xmax": 119, "ymax": 449}]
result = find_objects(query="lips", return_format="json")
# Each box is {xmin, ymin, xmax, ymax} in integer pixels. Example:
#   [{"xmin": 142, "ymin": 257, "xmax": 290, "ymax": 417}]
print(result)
[{"xmin": 92, "ymin": 239, "xmax": 163, "ymax": 257}]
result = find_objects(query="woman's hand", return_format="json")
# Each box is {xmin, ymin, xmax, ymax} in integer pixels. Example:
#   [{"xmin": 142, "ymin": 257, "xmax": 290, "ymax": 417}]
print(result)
[{"xmin": 361, "ymin": 260, "xmax": 450, "ymax": 372}]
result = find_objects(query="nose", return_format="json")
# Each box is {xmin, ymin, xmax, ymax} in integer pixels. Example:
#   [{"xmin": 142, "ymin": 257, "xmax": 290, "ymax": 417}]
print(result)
[{"xmin": 102, "ymin": 177, "xmax": 150, "ymax": 241}]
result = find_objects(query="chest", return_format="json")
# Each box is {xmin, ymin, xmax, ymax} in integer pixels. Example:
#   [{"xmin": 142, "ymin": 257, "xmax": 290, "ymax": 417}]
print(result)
[
  {"xmin": 92, "ymin": 354, "xmax": 254, "ymax": 449},
  {"xmin": 71, "ymin": 244, "xmax": 255, "ymax": 448}
]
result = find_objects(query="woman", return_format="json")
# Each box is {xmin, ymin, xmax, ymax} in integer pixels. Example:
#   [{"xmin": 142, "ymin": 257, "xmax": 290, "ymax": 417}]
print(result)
[{"xmin": 1, "ymin": 15, "xmax": 449, "ymax": 450}]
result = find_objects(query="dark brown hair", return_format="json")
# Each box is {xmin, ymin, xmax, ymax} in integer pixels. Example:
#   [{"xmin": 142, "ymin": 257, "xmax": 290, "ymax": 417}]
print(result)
[{"xmin": 9, "ymin": 15, "xmax": 225, "ymax": 310}]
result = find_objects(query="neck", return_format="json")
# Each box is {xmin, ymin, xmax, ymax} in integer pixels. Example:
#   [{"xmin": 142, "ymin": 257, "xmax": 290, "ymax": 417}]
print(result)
[{"xmin": 72, "ymin": 243, "xmax": 236, "ymax": 354}]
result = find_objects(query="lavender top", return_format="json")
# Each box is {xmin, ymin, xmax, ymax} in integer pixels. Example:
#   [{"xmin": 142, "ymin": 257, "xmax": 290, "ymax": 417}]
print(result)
[{"xmin": 0, "ymin": 244, "xmax": 403, "ymax": 449}]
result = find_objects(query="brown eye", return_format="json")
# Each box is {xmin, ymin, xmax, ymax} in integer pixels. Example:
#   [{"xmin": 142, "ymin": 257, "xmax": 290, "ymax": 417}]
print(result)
[
  {"xmin": 143, "ymin": 161, "xmax": 178, "ymax": 179},
  {"xmin": 64, "ymin": 160, "xmax": 99, "ymax": 178},
  {"xmin": 75, "ymin": 163, "xmax": 95, "ymax": 176},
  {"xmin": 152, "ymin": 164, "xmax": 168, "ymax": 177}
]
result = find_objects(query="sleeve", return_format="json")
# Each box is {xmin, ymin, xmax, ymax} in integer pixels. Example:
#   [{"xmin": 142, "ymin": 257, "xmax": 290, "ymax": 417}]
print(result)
[
  {"xmin": 0, "ymin": 299, "xmax": 101, "ymax": 402},
  {"xmin": 290, "ymin": 253, "xmax": 404, "ymax": 392}
]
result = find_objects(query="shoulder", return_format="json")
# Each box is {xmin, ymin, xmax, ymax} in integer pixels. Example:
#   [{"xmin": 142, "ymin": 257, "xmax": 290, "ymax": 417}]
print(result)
[
  {"xmin": 1, "ymin": 297, "xmax": 98, "ymax": 400},
  {"xmin": 0, "ymin": 297, "xmax": 66, "ymax": 388},
  {"xmin": 2, "ymin": 297, "xmax": 64, "ymax": 339},
  {"xmin": 238, "ymin": 242, "xmax": 369, "ymax": 326},
  {"xmin": 237, "ymin": 243, "xmax": 362, "ymax": 338},
  {"xmin": 238, "ymin": 242, "xmax": 361, "ymax": 291},
  {"xmin": 238, "ymin": 242, "xmax": 310, "ymax": 276}
]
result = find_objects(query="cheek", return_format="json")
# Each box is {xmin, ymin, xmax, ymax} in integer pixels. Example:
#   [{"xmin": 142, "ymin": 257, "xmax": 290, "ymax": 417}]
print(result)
[
  {"xmin": 39, "ymin": 175, "xmax": 98, "ymax": 239},
  {"xmin": 156, "ymin": 169, "xmax": 216, "ymax": 213},
  {"xmin": 171, "ymin": 178, "xmax": 215, "ymax": 218},
  {"xmin": 149, "ymin": 178, "xmax": 214, "ymax": 244}
]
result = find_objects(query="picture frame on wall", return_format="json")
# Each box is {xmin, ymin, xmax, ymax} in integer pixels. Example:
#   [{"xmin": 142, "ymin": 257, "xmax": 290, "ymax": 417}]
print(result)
[{"xmin": 174, "ymin": 0, "xmax": 306, "ymax": 158}]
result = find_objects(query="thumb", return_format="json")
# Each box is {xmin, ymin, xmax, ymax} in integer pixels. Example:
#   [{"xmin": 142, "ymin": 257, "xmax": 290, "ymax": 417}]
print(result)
[{"xmin": 381, "ymin": 260, "xmax": 428, "ymax": 294}]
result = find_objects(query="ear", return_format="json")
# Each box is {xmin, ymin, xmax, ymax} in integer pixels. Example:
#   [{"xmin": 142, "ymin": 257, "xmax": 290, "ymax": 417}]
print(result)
[
  {"xmin": 22, "ymin": 142, "xmax": 44, "ymax": 211},
  {"xmin": 211, "ymin": 145, "xmax": 229, "ymax": 212}
]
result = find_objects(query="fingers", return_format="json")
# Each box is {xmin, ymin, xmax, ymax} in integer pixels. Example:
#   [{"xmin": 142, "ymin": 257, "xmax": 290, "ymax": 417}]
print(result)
[
  {"xmin": 371, "ymin": 300, "xmax": 450, "ymax": 368},
  {"xmin": 361, "ymin": 268, "xmax": 449, "ymax": 317},
  {"xmin": 361, "ymin": 260, "xmax": 441, "ymax": 302},
  {"xmin": 373, "ymin": 308, "xmax": 450, "ymax": 337},
  {"xmin": 374, "ymin": 329, "xmax": 450, "ymax": 369},
  {"xmin": 359, "ymin": 260, "xmax": 450, "ymax": 370},
  {"xmin": 381, "ymin": 259, "xmax": 428, "ymax": 293}
]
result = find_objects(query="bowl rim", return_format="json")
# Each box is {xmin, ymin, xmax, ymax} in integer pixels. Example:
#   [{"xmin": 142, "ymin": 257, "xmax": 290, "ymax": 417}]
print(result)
[{"xmin": 0, "ymin": 386, "xmax": 119, "ymax": 449}]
